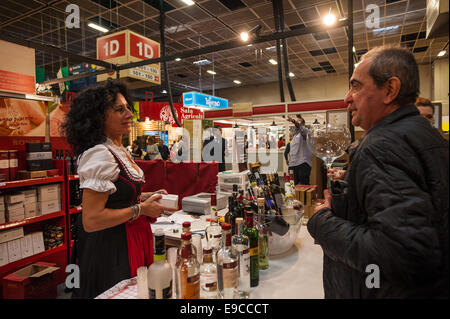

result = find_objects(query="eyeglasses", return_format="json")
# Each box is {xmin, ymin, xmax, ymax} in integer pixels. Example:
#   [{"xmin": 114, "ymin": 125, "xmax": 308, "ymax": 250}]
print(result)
[{"xmin": 112, "ymin": 103, "xmax": 133, "ymax": 114}]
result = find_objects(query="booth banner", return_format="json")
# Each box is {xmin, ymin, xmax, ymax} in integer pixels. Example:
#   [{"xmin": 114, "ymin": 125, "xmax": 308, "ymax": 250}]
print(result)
[
  {"xmin": 0, "ymin": 98, "xmax": 46, "ymax": 136},
  {"xmin": 139, "ymin": 102, "xmax": 203, "ymax": 127}
]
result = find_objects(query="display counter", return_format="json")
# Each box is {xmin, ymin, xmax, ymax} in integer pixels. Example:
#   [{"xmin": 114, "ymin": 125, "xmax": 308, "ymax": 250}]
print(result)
[{"xmin": 96, "ymin": 209, "xmax": 324, "ymax": 299}]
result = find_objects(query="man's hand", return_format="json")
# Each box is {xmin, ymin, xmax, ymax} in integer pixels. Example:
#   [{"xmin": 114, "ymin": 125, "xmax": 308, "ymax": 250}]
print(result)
[
  {"xmin": 327, "ymin": 168, "xmax": 346, "ymax": 181},
  {"xmin": 313, "ymin": 189, "xmax": 332, "ymax": 215}
]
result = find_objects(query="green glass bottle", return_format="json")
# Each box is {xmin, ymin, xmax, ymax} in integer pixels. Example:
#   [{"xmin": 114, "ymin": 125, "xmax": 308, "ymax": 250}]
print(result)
[
  {"xmin": 243, "ymin": 209, "xmax": 259, "ymax": 287},
  {"xmin": 224, "ymin": 197, "xmax": 238, "ymax": 236}
]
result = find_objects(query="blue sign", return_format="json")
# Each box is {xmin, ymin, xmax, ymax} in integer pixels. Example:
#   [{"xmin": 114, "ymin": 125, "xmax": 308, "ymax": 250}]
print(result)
[{"xmin": 182, "ymin": 92, "xmax": 228, "ymax": 109}]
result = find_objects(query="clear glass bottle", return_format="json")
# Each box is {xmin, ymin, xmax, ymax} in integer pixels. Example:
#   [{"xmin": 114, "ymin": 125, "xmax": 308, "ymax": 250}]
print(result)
[
  {"xmin": 243, "ymin": 210, "xmax": 259, "ymax": 287},
  {"xmin": 205, "ymin": 193, "xmax": 222, "ymax": 262},
  {"xmin": 232, "ymin": 217, "xmax": 251, "ymax": 299},
  {"xmin": 176, "ymin": 232, "xmax": 200, "ymax": 299},
  {"xmin": 199, "ymin": 247, "xmax": 218, "ymax": 299},
  {"xmin": 217, "ymin": 223, "xmax": 239, "ymax": 299},
  {"xmin": 148, "ymin": 229, "xmax": 173, "ymax": 299},
  {"xmin": 256, "ymin": 198, "xmax": 269, "ymax": 270}
]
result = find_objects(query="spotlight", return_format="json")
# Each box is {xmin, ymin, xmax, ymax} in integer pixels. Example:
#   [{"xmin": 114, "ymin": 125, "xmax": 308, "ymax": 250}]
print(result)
[
  {"xmin": 233, "ymin": 80, "xmax": 241, "ymax": 84},
  {"xmin": 207, "ymin": 70, "xmax": 216, "ymax": 75},
  {"xmin": 240, "ymin": 32, "xmax": 249, "ymax": 42},
  {"xmin": 240, "ymin": 24, "xmax": 262, "ymax": 42},
  {"xmin": 438, "ymin": 50, "xmax": 446, "ymax": 57},
  {"xmin": 323, "ymin": 11, "xmax": 336, "ymax": 26},
  {"xmin": 88, "ymin": 22, "xmax": 109, "ymax": 33},
  {"xmin": 269, "ymin": 59, "xmax": 278, "ymax": 65}
]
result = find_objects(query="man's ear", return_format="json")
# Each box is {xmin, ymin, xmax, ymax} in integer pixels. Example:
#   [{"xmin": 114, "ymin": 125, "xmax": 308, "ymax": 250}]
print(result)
[{"xmin": 384, "ymin": 77, "xmax": 401, "ymax": 104}]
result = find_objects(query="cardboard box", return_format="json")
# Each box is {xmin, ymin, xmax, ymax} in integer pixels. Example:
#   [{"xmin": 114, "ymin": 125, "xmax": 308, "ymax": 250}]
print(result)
[
  {"xmin": 38, "ymin": 199, "xmax": 61, "ymax": 215},
  {"xmin": 6, "ymin": 209, "xmax": 25, "ymax": 222},
  {"xmin": 306, "ymin": 187, "xmax": 317, "ymax": 206},
  {"xmin": 17, "ymin": 170, "xmax": 47, "ymax": 180},
  {"xmin": 37, "ymin": 184, "xmax": 60, "ymax": 202},
  {"xmin": 0, "ymin": 210, "xmax": 5, "ymax": 224},
  {"xmin": 159, "ymin": 194, "xmax": 179, "ymax": 209},
  {"xmin": 19, "ymin": 235, "xmax": 34, "ymax": 259},
  {"xmin": 26, "ymin": 143, "xmax": 53, "ymax": 171},
  {"xmin": 5, "ymin": 192, "xmax": 25, "ymax": 205},
  {"xmin": 0, "ymin": 242, "xmax": 8, "ymax": 266},
  {"xmin": 7, "ymin": 238, "xmax": 22, "ymax": 263},
  {"xmin": 24, "ymin": 202, "xmax": 37, "ymax": 219},
  {"xmin": 31, "ymin": 232, "xmax": 45, "ymax": 254},
  {"xmin": 0, "ymin": 227, "xmax": 24, "ymax": 244},
  {"xmin": 2, "ymin": 262, "xmax": 60, "ymax": 299},
  {"xmin": 24, "ymin": 189, "xmax": 37, "ymax": 204}
]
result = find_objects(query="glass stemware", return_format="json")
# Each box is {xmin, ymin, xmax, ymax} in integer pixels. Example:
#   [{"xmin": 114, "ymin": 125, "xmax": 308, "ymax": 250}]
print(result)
[{"xmin": 306, "ymin": 123, "xmax": 351, "ymax": 188}]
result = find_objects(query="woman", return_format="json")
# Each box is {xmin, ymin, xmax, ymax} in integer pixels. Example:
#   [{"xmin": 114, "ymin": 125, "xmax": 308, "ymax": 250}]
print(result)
[
  {"xmin": 61, "ymin": 80, "xmax": 177, "ymax": 298},
  {"xmin": 145, "ymin": 136, "xmax": 162, "ymax": 160},
  {"xmin": 131, "ymin": 140, "xmax": 143, "ymax": 160}
]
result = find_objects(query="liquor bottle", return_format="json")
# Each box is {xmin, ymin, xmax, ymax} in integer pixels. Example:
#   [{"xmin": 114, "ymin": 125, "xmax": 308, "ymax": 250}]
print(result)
[
  {"xmin": 217, "ymin": 223, "xmax": 239, "ymax": 299},
  {"xmin": 256, "ymin": 198, "xmax": 269, "ymax": 270},
  {"xmin": 284, "ymin": 173, "xmax": 293, "ymax": 197},
  {"xmin": 243, "ymin": 210, "xmax": 259, "ymax": 287},
  {"xmin": 54, "ymin": 149, "xmax": 59, "ymax": 160},
  {"xmin": 235, "ymin": 191, "xmax": 245, "ymax": 218},
  {"xmin": 232, "ymin": 184, "xmax": 239, "ymax": 200},
  {"xmin": 268, "ymin": 175, "xmax": 283, "ymax": 209},
  {"xmin": 176, "ymin": 232, "xmax": 200, "ymax": 299},
  {"xmin": 232, "ymin": 217, "xmax": 250, "ymax": 299},
  {"xmin": 200, "ymin": 247, "xmax": 218, "ymax": 299},
  {"xmin": 178, "ymin": 222, "xmax": 197, "ymax": 259},
  {"xmin": 65, "ymin": 150, "xmax": 72, "ymax": 175},
  {"xmin": 224, "ymin": 196, "xmax": 237, "ymax": 236},
  {"xmin": 148, "ymin": 229, "xmax": 172, "ymax": 299},
  {"xmin": 205, "ymin": 193, "xmax": 222, "ymax": 262}
]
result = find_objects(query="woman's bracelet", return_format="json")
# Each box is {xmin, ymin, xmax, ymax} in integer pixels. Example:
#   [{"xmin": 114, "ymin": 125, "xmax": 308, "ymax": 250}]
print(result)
[{"xmin": 130, "ymin": 204, "xmax": 141, "ymax": 221}]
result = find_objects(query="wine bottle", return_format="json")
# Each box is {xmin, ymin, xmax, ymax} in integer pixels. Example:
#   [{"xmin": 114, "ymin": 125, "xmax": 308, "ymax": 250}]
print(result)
[
  {"xmin": 256, "ymin": 198, "xmax": 269, "ymax": 270},
  {"xmin": 148, "ymin": 229, "xmax": 173, "ymax": 299},
  {"xmin": 243, "ymin": 210, "xmax": 259, "ymax": 287},
  {"xmin": 232, "ymin": 217, "xmax": 250, "ymax": 299},
  {"xmin": 224, "ymin": 197, "xmax": 237, "ymax": 236},
  {"xmin": 176, "ymin": 232, "xmax": 200, "ymax": 299},
  {"xmin": 217, "ymin": 223, "xmax": 239, "ymax": 299}
]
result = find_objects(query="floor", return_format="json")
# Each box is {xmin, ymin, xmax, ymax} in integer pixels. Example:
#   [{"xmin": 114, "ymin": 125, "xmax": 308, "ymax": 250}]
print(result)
[{"xmin": 56, "ymin": 282, "xmax": 72, "ymax": 299}]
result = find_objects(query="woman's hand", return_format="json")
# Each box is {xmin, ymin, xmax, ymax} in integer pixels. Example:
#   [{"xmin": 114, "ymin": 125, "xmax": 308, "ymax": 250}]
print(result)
[
  {"xmin": 313, "ymin": 189, "xmax": 332, "ymax": 215},
  {"xmin": 140, "ymin": 193, "xmax": 178, "ymax": 219},
  {"xmin": 327, "ymin": 168, "xmax": 346, "ymax": 181}
]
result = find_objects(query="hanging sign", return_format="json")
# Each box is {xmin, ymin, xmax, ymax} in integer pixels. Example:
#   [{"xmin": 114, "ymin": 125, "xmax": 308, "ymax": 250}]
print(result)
[
  {"xmin": 139, "ymin": 101, "xmax": 203, "ymax": 127},
  {"xmin": 96, "ymin": 30, "xmax": 160, "ymax": 86},
  {"xmin": 183, "ymin": 92, "xmax": 228, "ymax": 110}
]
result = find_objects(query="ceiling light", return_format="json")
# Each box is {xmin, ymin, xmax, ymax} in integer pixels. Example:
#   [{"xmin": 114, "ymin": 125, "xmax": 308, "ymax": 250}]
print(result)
[
  {"xmin": 233, "ymin": 80, "xmax": 241, "ymax": 84},
  {"xmin": 207, "ymin": 70, "xmax": 216, "ymax": 75},
  {"xmin": 175, "ymin": 57, "xmax": 181, "ymax": 61},
  {"xmin": 181, "ymin": 0, "xmax": 195, "ymax": 5},
  {"xmin": 438, "ymin": 50, "xmax": 446, "ymax": 57},
  {"xmin": 88, "ymin": 22, "xmax": 109, "ymax": 33},
  {"xmin": 193, "ymin": 59, "xmax": 211, "ymax": 66},
  {"xmin": 323, "ymin": 13, "xmax": 336, "ymax": 26},
  {"xmin": 289, "ymin": 72, "xmax": 295, "ymax": 77},
  {"xmin": 269, "ymin": 59, "xmax": 278, "ymax": 65},
  {"xmin": 247, "ymin": 44, "xmax": 253, "ymax": 47},
  {"xmin": 161, "ymin": 89, "xmax": 167, "ymax": 94},
  {"xmin": 240, "ymin": 32, "xmax": 249, "ymax": 42}
]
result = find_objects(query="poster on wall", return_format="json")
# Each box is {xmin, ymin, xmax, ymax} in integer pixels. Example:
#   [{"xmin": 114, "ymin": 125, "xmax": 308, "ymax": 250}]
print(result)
[{"xmin": 0, "ymin": 98, "xmax": 46, "ymax": 136}]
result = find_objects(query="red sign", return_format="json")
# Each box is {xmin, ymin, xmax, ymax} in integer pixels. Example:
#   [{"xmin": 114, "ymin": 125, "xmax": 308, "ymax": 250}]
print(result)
[
  {"xmin": 139, "ymin": 102, "xmax": 203, "ymax": 127},
  {"xmin": 129, "ymin": 33, "xmax": 160, "ymax": 60},
  {"xmin": 97, "ymin": 33, "xmax": 126, "ymax": 60}
]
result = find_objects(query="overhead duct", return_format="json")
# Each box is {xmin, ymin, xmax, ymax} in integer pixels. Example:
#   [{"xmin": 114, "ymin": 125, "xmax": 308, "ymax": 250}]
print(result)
[{"xmin": 426, "ymin": 0, "xmax": 449, "ymax": 39}]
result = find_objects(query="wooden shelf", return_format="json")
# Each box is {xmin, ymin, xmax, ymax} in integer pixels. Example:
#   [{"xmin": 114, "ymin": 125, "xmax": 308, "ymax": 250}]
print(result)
[
  {"xmin": 0, "ymin": 245, "xmax": 66, "ymax": 274},
  {"xmin": 0, "ymin": 176, "xmax": 64, "ymax": 190},
  {"xmin": 0, "ymin": 211, "xmax": 66, "ymax": 231}
]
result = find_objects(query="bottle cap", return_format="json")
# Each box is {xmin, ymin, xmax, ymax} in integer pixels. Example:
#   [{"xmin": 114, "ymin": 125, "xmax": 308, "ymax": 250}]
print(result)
[
  {"xmin": 182, "ymin": 221, "xmax": 191, "ymax": 228},
  {"xmin": 221, "ymin": 223, "xmax": 231, "ymax": 230},
  {"xmin": 203, "ymin": 248, "xmax": 212, "ymax": 254},
  {"xmin": 181, "ymin": 232, "xmax": 192, "ymax": 240}
]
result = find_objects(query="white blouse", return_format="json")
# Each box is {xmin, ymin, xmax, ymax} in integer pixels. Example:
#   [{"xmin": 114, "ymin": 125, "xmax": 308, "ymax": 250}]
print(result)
[{"xmin": 77, "ymin": 138, "xmax": 145, "ymax": 194}]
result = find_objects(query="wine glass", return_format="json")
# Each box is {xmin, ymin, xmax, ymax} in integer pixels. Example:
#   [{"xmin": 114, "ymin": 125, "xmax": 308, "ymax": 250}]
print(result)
[{"xmin": 306, "ymin": 123, "xmax": 351, "ymax": 188}]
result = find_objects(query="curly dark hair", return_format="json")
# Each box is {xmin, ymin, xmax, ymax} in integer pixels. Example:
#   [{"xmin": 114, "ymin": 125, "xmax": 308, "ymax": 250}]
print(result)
[{"xmin": 60, "ymin": 79, "xmax": 134, "ymax": 156}]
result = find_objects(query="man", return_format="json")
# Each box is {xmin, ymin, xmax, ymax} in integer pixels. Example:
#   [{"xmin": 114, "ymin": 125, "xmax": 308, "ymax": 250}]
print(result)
[
  {"xmin": 415, "ymin": 97, "xmax": 435, "ymax": 126},
  {"xmin": 158, "ymin": 139, "xmax": 169, "ymax": 160},
  {"xmin": 286, "ymin": 114, "xmax": 312, "ymax": 185},
  {"xmin": 307, "ymin": 46, "xmax": 449, "ymax": 298},
  {"xmin": 206, "ymin": 125, "xmax": 227, "ymax": 172}
]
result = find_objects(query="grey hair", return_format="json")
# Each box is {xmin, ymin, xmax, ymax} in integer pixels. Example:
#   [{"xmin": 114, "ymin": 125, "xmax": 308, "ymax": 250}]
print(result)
[{"xmin": 361, "ymin": 45, "xmax": 420, "ymax": 106}]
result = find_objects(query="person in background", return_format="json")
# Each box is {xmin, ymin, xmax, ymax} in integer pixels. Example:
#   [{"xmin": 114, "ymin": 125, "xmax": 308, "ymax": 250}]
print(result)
[
  {"xmin": 212, "ymin": 125, "xmax": 227, "ymax": 172},
  {"xmin": 415, "ymin": 97, "xmax": 435, "ymax": 126},
  {"xmin": 284, "ymin": 132, "xmax": 294, "ymax": 171},
  {"xmin": 158, "ymin": 139, "xmax": 170, "ymax": 160},
  {"xmin": 286, "ymin": 114, "xmax": 312, "ymax": 185},
  {"xmin": 130, "ymin": 140, "xmax": 142, "ymax": 160},
  {"xmin": 176, "ymin": 135, "xmax": 188, "ymax": 161},
  {"xmin": 145, "ymin": 136, "xmax": 162, "ymax": 160},
  {"xmin": 61, "ymin": 79, "xmax": 177, "ymax": 298},
  {"xmin": 307, "ymin": 46, "xmax": 449, "ymax": 298},
  {"xmin": 278, "ymin": 136, "xmax": 285, "ymax": 148}
]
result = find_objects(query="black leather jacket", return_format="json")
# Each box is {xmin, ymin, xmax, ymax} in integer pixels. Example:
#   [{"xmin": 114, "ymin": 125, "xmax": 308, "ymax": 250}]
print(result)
[{"xmin": 307, "ymin": 106, "xmax": 449, "ymax": 298}]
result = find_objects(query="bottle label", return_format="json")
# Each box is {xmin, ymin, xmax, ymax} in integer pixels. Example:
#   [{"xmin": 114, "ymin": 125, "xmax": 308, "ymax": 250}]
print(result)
[
  {"xmin": 149, "ymin": 280, "xmax": 172, "ymax": 299},
  {"xmin": 181, "ymin": 273, "xmax": 200, "ymax": 299},
  {"xmin": 9, "ymin": 159, "xmax": 18, "ymax": 167},
  {"xmin": 222, "ymin": 262, "xmax": 238, "ymax": 288},
  {"xmin": 249, "ymin": 247, "xmax": 259, "ymax": 257},
  {"xmin": 200, "ymin": 274, "xmax": 217, "ymax": 292}
]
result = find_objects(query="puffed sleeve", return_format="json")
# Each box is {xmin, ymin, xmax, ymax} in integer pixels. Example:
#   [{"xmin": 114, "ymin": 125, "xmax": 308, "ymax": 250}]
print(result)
[{"xmin": 77, "ymin": 144, "xmax": 120, "ymax": 194}]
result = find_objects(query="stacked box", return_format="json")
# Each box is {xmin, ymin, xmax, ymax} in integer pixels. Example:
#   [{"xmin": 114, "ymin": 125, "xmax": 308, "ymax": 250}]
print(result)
[
  {"xmin": 7, "ymin": 238, "xmax": 22, "ymax": 263},
  {"xmin": 0, "ymin": 241, "xmax": 8, "ymax": 266},
  {"xmin": 0, "ymin": 195, "xmax": 5, "ymax": 224},
  {"xmin": 25, "ymin": 143, "xmax": 52, "ymax": 171},
  {"xmin": 24, "ymin": 188, "xmax": 38, "ymax": 218},
  {"xmin": 37, "ymin": 184, "xmax": 61, "ymax": 215},
  {"xmin": 19, "ymin": 234, "xmax": 34, "ymax": 259},
  {"xmin": 5, "ymin": 192, "xmax": 25, "ymax": 222},
  {"xmin": 31, "ymin": 232, "xmax": 45, "ymax": 254}
]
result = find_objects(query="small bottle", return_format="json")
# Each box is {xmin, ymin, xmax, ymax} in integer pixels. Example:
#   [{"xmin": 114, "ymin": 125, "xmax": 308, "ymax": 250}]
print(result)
[
  {"xmin": 205, "ymin": 193, "xmax": 222, "ymax": 262},
  {"xmin": 289, "ymin": 171, "xmax": 295, "ymax": 189},
  {"xmin": 224, "ymin": 197, "xmax": 237, "ymax": 236},
  {"xmin": 256, "ymin": 198, "xmax": 269, "ymax": 271},
  {"xmin": 176, "ymin": 232, "xmax": 200, "ymax": 299},
  {"xmin": 217, "ymin": 223, "xmax": 239, "ymax": 299},
  {"xmin": 148, "ymin": 229, "xmax": 172, "ymax": 299},
  {"xmin": 200, "ymin": 247, "xmax": 218, "ymax": 299},
  {"xmin": 232, "ymin": 217, "xmax": 250, "ymax": 299},
  {"xmin": 244, "ymin": 210, "xmax": 259, "ymax": 287}
]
